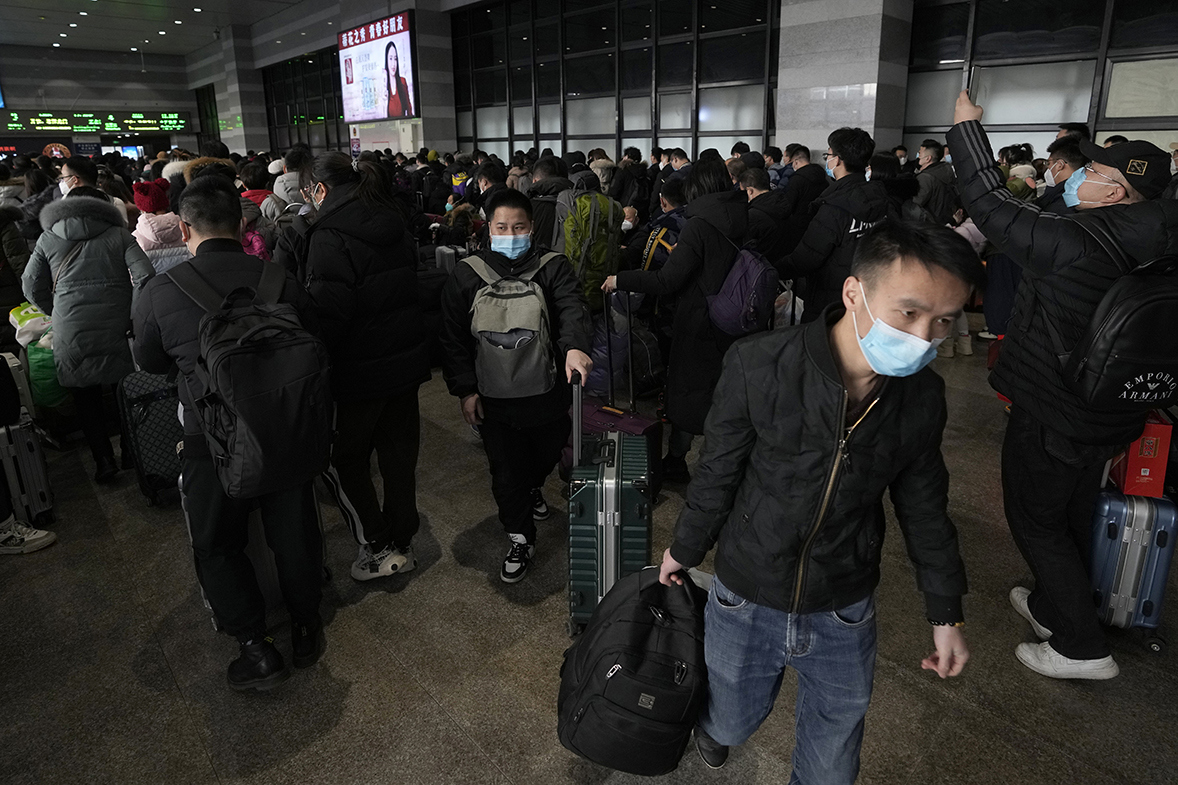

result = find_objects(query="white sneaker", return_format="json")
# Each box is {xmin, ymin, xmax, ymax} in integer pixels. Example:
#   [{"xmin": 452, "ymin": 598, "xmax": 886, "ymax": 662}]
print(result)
[
  {"xmin": 0, "ymin": 518, "xmax": 56, "ymax": 555},
  {"xmin": 350, "ymin": 544, "xmax": 414, "ymax": 581},
  {"xmin": 955, "ymin": 334, "xmax": 973, "ymax": 356},
  {"xmin": 1009, "ymin": 586, "xmax": 1053, "ymax": 640},
  {"xmin": 1015, "ymin": 642, "xmax": 1119, "ymax": 680},
  {"xmin": 500, "ymin": 533, "xmax": 535, "ymax": 584},
  {"xmin": 936, "ymin": 341, "xmax": 954, "ymax": 359}
]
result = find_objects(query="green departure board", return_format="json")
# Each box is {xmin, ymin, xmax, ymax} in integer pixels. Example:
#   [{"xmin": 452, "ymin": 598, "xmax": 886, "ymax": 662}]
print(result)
[{"xmin": 4, "ymin": 111, "xmax": 189, "ymax": 133}]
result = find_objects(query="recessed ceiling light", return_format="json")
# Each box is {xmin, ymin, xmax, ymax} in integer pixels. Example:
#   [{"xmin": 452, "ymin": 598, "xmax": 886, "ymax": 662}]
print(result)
[
  {"xmin": 53, "ymin": 43, "xmax": 60, "ymax": 47},
  {"xmin": 79, "ymin": 11, "xmax": 87, "ymax": 15},
  {"xmin": 327, "ymin": 21, "xmax": 332, "ymax": 25},
  {"xmin": 59, "ymin": 33, "xmax": 67, "ymax": 37},
  {"xmin": 131, "ymin": 47, "xmax": 137, "ymax": 51},
  {"xmin": 70, "ymin": 23, "xmax": 77, "ymax": 27},
  {"xmin": 175, "ymin": 20, "xmax": 182, "ymax": 24},
  {"xmin": 159, "ymin": 31, "xmax": 166, "ymax": 35},
  {"xmin": 194, "ymin": 7, "xmax": 202, "ymax": 11},
  {"xmin": 276, "ymin": 40, "xmax": 282, "ymax": 43},
  {"xmin": 301, "ymin": 32, "xmax": 306, "ymax": 35}
]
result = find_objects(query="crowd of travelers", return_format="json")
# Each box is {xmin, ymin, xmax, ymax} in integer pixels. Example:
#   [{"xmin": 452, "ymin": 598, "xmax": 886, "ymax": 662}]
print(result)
[{"xmin": 2, "ymin": 87, "xmax": 1177, "ymax": 782}]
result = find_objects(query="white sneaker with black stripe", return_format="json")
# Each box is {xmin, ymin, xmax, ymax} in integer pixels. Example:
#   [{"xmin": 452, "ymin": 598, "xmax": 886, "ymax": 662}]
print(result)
[
  {"xmin": 0, "ymin": 516, "xmax": 56, "ymax": 555},
  {"xmin": 351, "ymin": 544, "xmax": 415, "ymax": 581},
  {"xmin": 500, "ymin": 534, "xmax": 535, "ymax": 583},
  {"xmin": 531, "ymin": 488, "xmax": 551, "ymax": 521}
]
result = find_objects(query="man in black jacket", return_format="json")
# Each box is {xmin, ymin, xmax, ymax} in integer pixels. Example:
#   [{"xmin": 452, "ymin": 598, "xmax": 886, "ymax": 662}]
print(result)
[
  {"xmin": 914, "ymin": 139, "xmax": 959, "ymax": 224},
  {"xmin": 1036, "ymin": 138, "xmax": 1085, "ymax": 216},
  {"xmin": 133, "ymin": 176, "xmax": 326, "ymax": 691},
  {"xmin": 441, "ymin": 189, "xmax": 593, "ymax": 584},
  {"xmin": 740, "ymin": 168, "xmax": 791, "ymax": 269},
  {"xmin": 778, "ymin": 145, "xmax": 831, "ymax": 253},
  {"xmin": 951, "ymin": 91, "xmax": 1178, "ymax": 680},
  {"xmin": 780, "ymin": 128, "xmax": 890, "ymax": 321},
  {"xmin": 660, "ymin": 221, "xmax": 980, "ymax": 780},
  {"xmin": 529, "ymin": 157, "xmax": 574, "ymax": 251}
]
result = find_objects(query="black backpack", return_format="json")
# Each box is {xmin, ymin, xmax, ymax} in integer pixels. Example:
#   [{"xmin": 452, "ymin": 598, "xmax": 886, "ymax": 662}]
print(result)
[
  {"xmin": 167, "ymin": 261, "xmax": 333, "ymax": 499},
  {"xmin": 1039, "ymin": 219, "xmax": 1178, "ymax": 410},
  {"xmin": 557, "ymin": 568, "xmax": 707, "ymax": 776}
]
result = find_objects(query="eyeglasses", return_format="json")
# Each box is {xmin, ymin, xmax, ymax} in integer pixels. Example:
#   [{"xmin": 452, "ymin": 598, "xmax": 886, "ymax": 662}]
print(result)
[
  {"xmin": 822, "ymin": 152, "xmax": 838, "ymax": 161},
  {"xmin": 1083, "ymin": 163, "xmax": 1122, "ymax": 187}
]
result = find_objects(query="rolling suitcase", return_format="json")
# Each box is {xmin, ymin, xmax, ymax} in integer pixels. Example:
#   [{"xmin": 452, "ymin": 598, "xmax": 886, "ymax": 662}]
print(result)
[
  {"xmin": 117, "ymin": 370, "xmax": 184, "ymax": 506},
  {"xmin": 566, "ymin": 371, "xmax": 653, "ymax": 637},
  {"xmin": 1090, "ymin": 490, "xmax": 1176, "ymax": 652},
  {"xmin": 435, "ymin": 244, "xmax": 464, "ymax": 274},
  {"xmin": 0, "ymin": 415, "xmax": 54, "ymax": 525},
  {"xmin": 1, "ymin": 352, "xmax": 35, "ymax": 416}
]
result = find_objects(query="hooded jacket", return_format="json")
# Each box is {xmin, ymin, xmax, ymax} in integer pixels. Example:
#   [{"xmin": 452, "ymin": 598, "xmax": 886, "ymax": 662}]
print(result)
[
  {"xmin": 780, "ymin": 174, "xmax": 892, "ymax": 321},
  {"xmin": 950, "ymin": 119, "xmax": 1178, "ymax": 445},
  {"xmin": 23, "ymin": 196, "xmax": 153, "ymax": 387},
  {"xmin": 273, "ymin": 171, "xmax": 304, "ymax": 206},
  {"xmin": 0, "ymin": 178, "xmax": 24, "ymax": 211},
  {"xmin": 616, "ymin": 189, "xmax": 749, "ymax": 434},
  {"xmin": 132, "ymin": 211, "xmax": 192, "ymax": 274},
  {"xmin": 507, "ymin": 165, "xmax": 533, "ymax": 193},
  {"xmin": 589, "ymin": 159, "xmax": 617, "ymax": 194},
  {"xmin": 670, "ymin": 306, "xmax": 966, "ymax": 621},
  {"xmin": 0, "ymin": 206, "xmax": 31, "ymax": 308},
  {"xmin": 608, "ymin": 159, "xmax": 650, "ymax": 214},
  {"xmin": 294, "ymin": 181, "xmax": 430, "ymax": 402},
  {"xmin": 529, "ymin": 176, "xmax": 575, "ymax": 250}
]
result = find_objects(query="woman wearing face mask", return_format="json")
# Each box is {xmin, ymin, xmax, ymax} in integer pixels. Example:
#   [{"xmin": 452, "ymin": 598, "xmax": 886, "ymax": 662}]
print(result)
[
  {"xmin": 383, "ymin": 42, "xmax": 413, "ymax": 118},
  {"xmin": 292, "ymin": 152, "xmax": 430, "ymax": 583}
]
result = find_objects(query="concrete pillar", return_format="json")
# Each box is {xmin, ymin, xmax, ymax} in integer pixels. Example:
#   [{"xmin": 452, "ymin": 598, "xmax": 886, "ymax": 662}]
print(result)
[
  {"xmin": 774, "ymin": 0, "xmax": 913, "ymax": 155},
  {"xmin": 216, "ymin": 26, "xmax": 270, "ymax": 154}
]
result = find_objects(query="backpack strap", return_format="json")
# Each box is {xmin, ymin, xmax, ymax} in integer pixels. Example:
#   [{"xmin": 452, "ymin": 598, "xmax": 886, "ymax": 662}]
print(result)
[
  {"xmin": 1071, "ymin": 218, "xmax": 1134, "ymax": 276},
  {"xmin": 255, "ymin": 260, "xmax": 287, "ymax": 305},
  {"xmin": 166, "ymin": 261, "xmax": 224, "ymax": 314},
  {"xmin": 461, "ymin": 255, "xmax": 502, "ymax": 286},
  {"xmin": 519, "ymin": 252, "xmax": 558, "ymax": 282}
]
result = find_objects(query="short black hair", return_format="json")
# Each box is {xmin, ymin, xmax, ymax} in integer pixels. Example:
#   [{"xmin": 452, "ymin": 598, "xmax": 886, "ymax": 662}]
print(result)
[
  {"xmin": 685, "ymin": 160, "xmax": 733, "ymax": 203},
  {"xmin": 200, "ymin": 140, "xmax": 231, "ymax": 159},
  {"xmin": 485, "ymin": 187, "xmax": 533, "ymax": 222},
  {"xmin": 764, "ymin": 146, "xmax": 783, "ymax": 164},
  {"xmin": 699, "ymin": 148, "xmax": 723, "ymax": 163},
  {"xmin": 1058, "ymin": 122, "xmax": 1092, "ymax": 141},
  {"xmin": 739, "ymin": 167, "xmax": 771, "ymax": 192},
  {"xmin": 239, "ymin": 161, "xmax": 270, "ymax": 190},
  {"xmin": 791, "ymin": 145, "xmax": 811, "ymax": 163},
  {"xmin": 868, "ymin": 153, "xmax": 901, "ymax": 180},
  {"xmin": 651, "ymin": 146, "xmax": 664, "ymax": 160},
  {"xmin": 474, "ymin": 161, "xmax": 507, "ymax": 185},
  {"xmin": 660, "ymin": 177, "xmax": 686, "ymax": 208},
  {"xmin": 827, "ymin": 127, "xmax": 874, "ymax": 172},
  {"xmin": 726, "ymin": 159, "xmax": 748, "ymax": 182},
  {"xmin": 892, "ymin": 145, "xmax": 908, "ymax": 155},
  {"xmin": 1046, "ymin": 138, "xmax": 1086, "ymax": 170},
  {"xmin": 1104, "ymin": 134, "xmax": 1130, "ymax": 146},
  {"xmin": 852, "ymin": 220, "xmax": 986, "ymax": 293},
  {"xmin": 533, "ymin": 156, "xmax": 561, "ymax": 180},
  {"xmin": 62, "ymin": 156, "xmax": 98, "ymax": 185},
  {"xmin": 285, "ymin": 147, "xmax": 313, "ymax": 172},
  {"xmin": 178, "ymin": 175, "xmax": 243, "ymax": 235},
  {"xmin": 730, "ymin": 141, "xmax": 751, "ymax": 156},
  {"xmin": 920, "ymin": 139, "xmax": 945, "ymax": 163},
  {"xmin": 623, "ymin": 146, "xmax": 642, "ymax": 163},
  {"xmin": 670, "ymin": 148, "xmax": 689, "ymax": 162},
  {"xmin": 785, "ymin": 143, "xmax": 803, "ymax": 158}
]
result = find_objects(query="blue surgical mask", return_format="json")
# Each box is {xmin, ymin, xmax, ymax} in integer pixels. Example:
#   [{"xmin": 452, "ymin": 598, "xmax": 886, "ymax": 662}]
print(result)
[
  {"xmin": 865, "ymin": 169, "xmax": 871, "ymax": 181},
  {"xmin": 444, "ymin": 202, "xmax": 455, "ymax": 212},
  {"xmin": 491, "ymin": 233, "xmax": 531, "ymax": 259},
  {"xmin": 944, "ymin": 153, "xmax": 953, "ymax": 164},
  {"xmin": 825, "ymin": 163, "xmax": 836, "ymax": 178},
  {"xmin": 1062, "ymin": 167, "xmax": 1088, "ymax": 208},
  {"xmin": 852, "ymin": 283, "xmax": 944, "ymax": 377}
]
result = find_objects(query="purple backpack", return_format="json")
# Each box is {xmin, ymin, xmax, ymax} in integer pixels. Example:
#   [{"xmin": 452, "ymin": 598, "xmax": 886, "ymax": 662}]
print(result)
[{"xmin": 707, "ymin": 239, "xmax": 780, "ymax": 336}]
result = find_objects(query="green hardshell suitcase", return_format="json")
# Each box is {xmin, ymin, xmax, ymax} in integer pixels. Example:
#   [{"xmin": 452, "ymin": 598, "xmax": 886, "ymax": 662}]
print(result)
[{"xmin": 566, "ymin": 373, "xmax": 653, "ymax": 637}]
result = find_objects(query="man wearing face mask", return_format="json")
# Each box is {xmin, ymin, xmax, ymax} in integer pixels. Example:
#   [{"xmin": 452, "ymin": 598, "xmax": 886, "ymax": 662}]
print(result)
[
  {"xmin": 950, "ymin": 92, "xmax": 1178, "ymax": 680},
  {"xmin": 659, "ymin": 221, "xmax": 981, "ymax": 780},
  {"xmin": 440, "ymin": 189, "xmax": 593, "ymax": 584},
  {"xmin": 1035, "ymin": 139, "xmax": 1086, "ymax": 216}
]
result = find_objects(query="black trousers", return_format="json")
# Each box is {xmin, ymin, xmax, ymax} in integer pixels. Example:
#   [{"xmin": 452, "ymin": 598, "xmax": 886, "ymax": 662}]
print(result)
[
  {"xmin": 480, "ymin": 414, "xmax": 570, "ymax": 543},
  {"xmin": 182, "ymin": 447, "xmax": 323, "ymax": 643},
  {"xmin": 70, "ymin": 385, "xmax": 115, "ymax": 462},
  {"xmin": 325, "ymin": 389, "xmax": 422, "ymax": 553},
  {"xmin": 1002, "ymin": 407, "xmax": 1117, "ymax": 660}
]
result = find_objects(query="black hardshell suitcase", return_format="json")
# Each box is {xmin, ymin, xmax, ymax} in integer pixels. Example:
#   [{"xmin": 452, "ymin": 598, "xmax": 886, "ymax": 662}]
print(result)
[
  {"xmin": 566, "ymin": 372, "xmax": 653, "ymax": 637},
  {"xmin": 117, "ymin": 370, "xmax": 184, "ymax": 506},
  {"xmin": 0, "ymin": 415, "xmax": 53, "ymax": 525}
]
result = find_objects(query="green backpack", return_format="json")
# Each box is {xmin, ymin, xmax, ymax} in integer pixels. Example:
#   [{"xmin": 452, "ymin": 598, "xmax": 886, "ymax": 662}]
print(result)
[{"xmin": 551, "ymin": 185, "xmax": 623, "ymax": 311}]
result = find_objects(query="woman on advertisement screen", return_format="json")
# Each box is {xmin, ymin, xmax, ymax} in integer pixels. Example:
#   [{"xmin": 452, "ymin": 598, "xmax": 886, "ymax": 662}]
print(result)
[{"xmin": 384, "ymin": 41, "xmax": 413, "ymax": 118}]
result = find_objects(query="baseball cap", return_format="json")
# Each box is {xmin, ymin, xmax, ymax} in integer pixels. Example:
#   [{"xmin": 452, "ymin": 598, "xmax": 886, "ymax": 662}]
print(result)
[{"xmin": 1079, "ymin": 138, "xmax": 1171, "ymax": 200}]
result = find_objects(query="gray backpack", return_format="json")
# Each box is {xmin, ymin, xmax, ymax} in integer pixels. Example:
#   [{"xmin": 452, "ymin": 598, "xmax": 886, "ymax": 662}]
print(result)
[{"xmin": 465, "ymin": 252, "xmax": 559, "ymax": 399}]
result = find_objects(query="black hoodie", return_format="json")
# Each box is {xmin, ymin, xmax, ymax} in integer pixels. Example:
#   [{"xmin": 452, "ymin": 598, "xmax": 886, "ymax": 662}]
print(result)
[{"xmin": 529, "ymin": 176, "xmax": 575, "ymax": 250}]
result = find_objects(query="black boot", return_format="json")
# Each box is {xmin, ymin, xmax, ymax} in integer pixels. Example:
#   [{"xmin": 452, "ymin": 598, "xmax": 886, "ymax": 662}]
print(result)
[
  {"xmin": 227, "ymin": 637, "xmax": 289, "ymax": 691},
  {"xmin": 291, "ymin": 621, "xmax": 325, "ymax": 669},
  {"xmin": 94, "ymin": 455, "xmax": 119, "ymax": 484},
  {"xmin": 662, "ymin": 453, "xmax": 691, "ymax": 485}
]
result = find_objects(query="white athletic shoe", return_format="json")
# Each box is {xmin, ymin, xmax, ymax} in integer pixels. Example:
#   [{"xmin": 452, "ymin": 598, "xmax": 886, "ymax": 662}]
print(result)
[
  {"xmin": 1009, "ymin": 586, "xmax": 1053, "ymax": 640},
  {"xmin": 1015, "ymin": 642, "xmax": 1119, "ymax": 680},
  {"xmin": 0, "ymin": 517, "xmax": 56, "ymax": 555},
  {"xmin": 351, "ymin": 544, "xmax": 414, "ymax": 581}
]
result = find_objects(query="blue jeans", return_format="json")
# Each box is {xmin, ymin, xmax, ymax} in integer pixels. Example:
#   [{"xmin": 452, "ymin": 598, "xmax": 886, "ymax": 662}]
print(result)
[{"xmin": 698, "ymin": 576, "xmax": 877, "ymax": 785}]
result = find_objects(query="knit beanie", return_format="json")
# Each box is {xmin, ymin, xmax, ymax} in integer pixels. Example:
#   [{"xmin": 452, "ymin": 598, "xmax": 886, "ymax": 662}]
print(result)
[
  {"xmin": 132, "ymin": 178, "xmax": 171, "ymax": 214},
  {"xmin": 427, "ymin": 149, "xmax": 438, "ymax": 162}
]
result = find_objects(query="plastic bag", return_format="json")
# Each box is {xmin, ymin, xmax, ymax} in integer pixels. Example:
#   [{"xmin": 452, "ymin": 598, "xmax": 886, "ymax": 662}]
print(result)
[
  {"xmin": 27, "ymin": 336, "xmax": 70, "ymax": 409},
  {"xmin": 9, "ymin": 302, "xmax": 51, "ymax": 348}
]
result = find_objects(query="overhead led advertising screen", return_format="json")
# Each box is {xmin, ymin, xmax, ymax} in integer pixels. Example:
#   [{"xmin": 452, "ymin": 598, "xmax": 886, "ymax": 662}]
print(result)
[
  {"xmin": 338, "ymin": 11, "xmax": 418, "ymax": 123},
  {"xmin": 4, "ymin": 111, "xmax": 189, "ymax": 133}
]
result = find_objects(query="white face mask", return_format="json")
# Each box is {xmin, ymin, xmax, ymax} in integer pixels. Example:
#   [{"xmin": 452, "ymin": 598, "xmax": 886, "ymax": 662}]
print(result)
[
  {"xmin": 1044, "ymin": 162, "xmax": 1059, "ymax": 188},
  {"xmin": 898, "ymin": 156, "xmax": 907, "ymax": 166},
  {"xmin": 59, "ymin": 179, "xmax": 71, "ymax": 196},
  {"xmin": 621, "ymin": 220, "xmax": 634, "ymax": 232}
]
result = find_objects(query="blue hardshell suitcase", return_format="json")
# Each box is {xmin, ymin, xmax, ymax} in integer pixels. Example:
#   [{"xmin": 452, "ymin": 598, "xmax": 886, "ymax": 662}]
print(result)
[{"xmin": 1090, "ymin": 491, "xmax": 1176, "ymax": 644}]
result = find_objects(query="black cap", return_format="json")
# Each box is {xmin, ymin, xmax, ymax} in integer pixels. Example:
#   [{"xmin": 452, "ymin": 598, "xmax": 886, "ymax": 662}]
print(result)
[{"xmin": 1078, "ymin": 138, "xmax": 1171, "ymax": 200}]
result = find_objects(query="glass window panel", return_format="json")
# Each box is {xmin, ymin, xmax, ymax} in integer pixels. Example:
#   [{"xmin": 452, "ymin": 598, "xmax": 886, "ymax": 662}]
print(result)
[
  {"xmin": 903, "ymin": 70, "xmax": 961, "ymax": 127},
  {"xmin": 511, "ymin": 66, "xmax": 532, "ymax": 103},
  {"xmin": 659, "ymin": 0, "xmax": 693, "ymax": 37},
  {"xmin": 479, "ymin": 5, "xmax": 506, "ymax": 30},
  {"xmin": 566, "ymin": 138, "xmax": 617, "ymax": 159},
  {"xmin": 458, "ymin": 110, "xmax": 474, "ymax": 138},
  {"xmin": 508, "ymin": 0, "xmax": 531, "ymax": 25},
  {"xmin": 623, "ymin": 138, "xmax": 653, "ymax": 160},
  {"xmin": 475, "ymin": 69, "xmax": 508, "ymax": 106},
  {"xmin": 567, "ymin": 96, "xmax": 617, "ymax": 136},
  {"xmin": 909, "ymin": 3, "xmax": 969, "ymax": 67},
  {"xmin": 455, "ymin": 71, "xmax": 473, "ymax": 108},
  {"xmin": 1111, "ymin": 0, "xmax": 1178, "ymax": 49},
  {"xmin": 307, "ymin": 97, "xmax": 325, "ymax": 124},
  {"xmin": 565, "ymin": 13, "xmax": 616, "ymax": 55},
  {"xmin": 539, "ymin": 103, "xmax": 561, "ymax": 134},
  {"xmin": 509, "ymin": 25, "xmax": 531, "ymax": 62},
  {"xmin": 276, "ymin": 126, "xmax": 290, "ymax": 149},
  {"xmin": 566, "ymin": 53, "xmax": 616, "ymax": 96},
  {"xmin": 699, "ymin": 136, "xmax": 760, "ymax": 158},
  {"xmin": 476, "ymin": 106, "xmax": 510, "ymax": 139},
  {"xmin": 309, "ymin": 122, "xmax": 326, "ymax": 152},
  {"xmin": 482, "ymin": 140, "xmax": 511, "ymax": 160},
  {"xmin": 1096, "ymin": 129, "xmax": 1178, "ymax": 150},
  {"xmin": 699, "ymin": 31, "xmax": 766, "ymax": 83},
  {"xmin": 622, "ymin": 47, "xmax": 652, "ymax": 92},
  {"xmin": 698, "ymin": 85, "xmax": 764, "ymax": 132},
  {"xmin": 537, "ymin": 61, "xmax": 560, "ymax": 99},
  {"xmin": 659, "ymin": 93, "xmax": 692, "ymax": 129},
  {"xmin": 623, "ymin": 95, "xmax": 652, "ymax": 130},
  {"xmin": 972, "ymin": 61, "xmax": 1095, "ymax": 124},
  {"xmin": 1106, "ymin": 59, "xmax": 1178, "ymax": 118},
  {"xmin": 622, "ymin": 2, "xmax": 653, "ymax": 42},
  {"xmin": 536, "ymin": 0, "xmax": 559, "ymax": 19},
  {"xmin": 534, "ymin": 23, "xmax": 559, "ymax": 57},
  {"xmin": 700, "ymin": 0, "xmax": 767, "ymax": 33},
  {"xmin": 513, "ymin": 105, "xmax": 534, "ymax": 135},
  {"xmin": 973, "ymin": 0, "xmax": 1102, "ymax": 59},
  {"xmin": 514, "ymin": 138, "xmax": 537, "ymax": 155},
  {"xmin": 472, "ymin": 32, "xmax": 507, "ymax": 69},
  {"xmin": 659, "ymin": 42, "xmax": 693, "ymax": 87},
  {"xmin": 658, "ymin": 136, "xmax": 692, "ymax": 158},
  {"xmin": 539, "ymin": 139, "xmax": 563, "ymax": 155}
]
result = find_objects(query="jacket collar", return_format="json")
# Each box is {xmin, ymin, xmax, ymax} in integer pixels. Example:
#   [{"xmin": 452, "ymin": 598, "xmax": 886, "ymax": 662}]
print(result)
[
  {"xmin": 193, "ymin": 237, "xmax": 244, "ymax": 255},
  {"xmin": 803, "ymin": 304, "xmax": 848, "ymax": 388}
]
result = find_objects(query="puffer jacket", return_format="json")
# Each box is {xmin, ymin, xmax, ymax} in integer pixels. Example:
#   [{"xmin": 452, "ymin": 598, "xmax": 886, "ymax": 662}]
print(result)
[
  {"xmin": 671, "ymin": 306, "xmax": 967, "ymax": 620},
  {"xmin": 0, "ymin": 206, "xmax": 31, "ymax": 308},
  {"xmin": 747, "ymin": 189, "xmax": 793, "ymax": 268},
  {"xmin": 507, "ymin": 165, "xmax": 533, "ymax": 192},
  {"xmin": 950, "ymin": 119, "xmax": 1178, "ymax": 445},
  {"xmin": 20, "ymin": 184, "xmax": 60, "ymax": 242},
  {"xmin": 913, "ymin": 160, "xmax": 959, "ymax": 225},
  {"xmin": 293, "ymin": 181, "xmax": 429, "ymax": 402},
  {"xmin": 616, "ymin": 189, "xmax": 748, "ymax": 434},
  {"xmin": 23, "ymin": 196, "xmax": 153, "ymax": 387},
  {"xmin": 132, "ymin": 211, "xmax": 192, "ymax": 274},
  {"xmin": 780, "ymin": 174, "xmax": 892, "ymax": 321},
  {"xmin": 0, "ymin": 179, "xmax": 24, "ymax": 211},
  {"xmin": 273, "ymin": 171, "xmax": 304, "ymax": 206}
]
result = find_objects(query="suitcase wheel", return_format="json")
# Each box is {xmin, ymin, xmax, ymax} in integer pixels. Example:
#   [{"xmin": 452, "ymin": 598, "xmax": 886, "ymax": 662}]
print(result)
[{"xmin": 1147, "ymin": 634, "xmax": 1166, "ymax": 654}]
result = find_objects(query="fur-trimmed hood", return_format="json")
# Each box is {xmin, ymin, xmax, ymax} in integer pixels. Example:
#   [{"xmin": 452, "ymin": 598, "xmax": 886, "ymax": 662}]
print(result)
[
  {"xmin": 162, "ymin": 160, "xmax": 188, "ymax": 181},
  {"xmin": 0, "ymin": 178, "xmax": 24, "ymax": 196},
  {"xmin": 183, "ymin": 156, "xmax": 235, "ymax": 184},
  {"xmin": 39, "ymin": 195, "xmax": 125, "ymax": 239}
]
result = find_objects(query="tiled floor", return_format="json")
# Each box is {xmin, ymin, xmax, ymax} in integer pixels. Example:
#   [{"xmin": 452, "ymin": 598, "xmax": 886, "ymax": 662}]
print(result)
[{"xmin": 2, "ymin": 348, "xmax": 1176, "ymax": 784}]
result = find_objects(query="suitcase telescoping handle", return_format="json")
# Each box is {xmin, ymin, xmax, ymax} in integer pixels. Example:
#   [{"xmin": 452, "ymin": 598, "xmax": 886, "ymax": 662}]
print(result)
[
  {"xmin": 603, "ymin": 290, "xmax": 640, "ymax": 414},
  {"xmin": 571, "ymin": 370, "xmax": 583, "ymax": 469}
]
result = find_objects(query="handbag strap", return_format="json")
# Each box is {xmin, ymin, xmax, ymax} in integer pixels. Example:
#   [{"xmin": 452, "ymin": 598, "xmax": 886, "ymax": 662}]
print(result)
[{"xmin": 51, "ymin": 242, "xmax": 84, "ymax": 294}]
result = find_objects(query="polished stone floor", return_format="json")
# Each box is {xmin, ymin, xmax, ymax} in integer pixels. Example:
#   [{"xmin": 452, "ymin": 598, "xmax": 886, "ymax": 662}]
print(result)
[{"xmin": 2, "ymin": 347, "xmax": 1176, "ymax": 785}]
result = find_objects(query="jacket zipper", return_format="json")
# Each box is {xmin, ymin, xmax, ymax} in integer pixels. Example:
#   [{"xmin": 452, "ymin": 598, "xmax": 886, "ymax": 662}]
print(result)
[{"xmin": 789, "ymin": 392, "xmax": 880, "ymax": 612}]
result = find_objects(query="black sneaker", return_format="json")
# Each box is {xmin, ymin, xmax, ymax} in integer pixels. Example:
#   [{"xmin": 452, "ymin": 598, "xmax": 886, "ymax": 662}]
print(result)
[
  {"xmin": 500, "ymin": 535, "xmax": 535, "ymax": 584},
  {"xmin": 663, "ymin": 454, "xmax": 691, "ymax": 485},
  {"xmin": 694, "ymin": 726, "xmax": 729, "ymax": 770},
  {"xmin": 94, "ymin": 455, "xmax": 119, "ymax": 484},
  {"xmin": 291, "ymin": 622, "xmax": 325, "ymax": 669},
  {"xmin": 531, "ymin": 488, "xmax": 551, "ymax": 521},
  {"xmin": 227, "ymin": 637, "xmax": 290, "ymax": 691}
]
